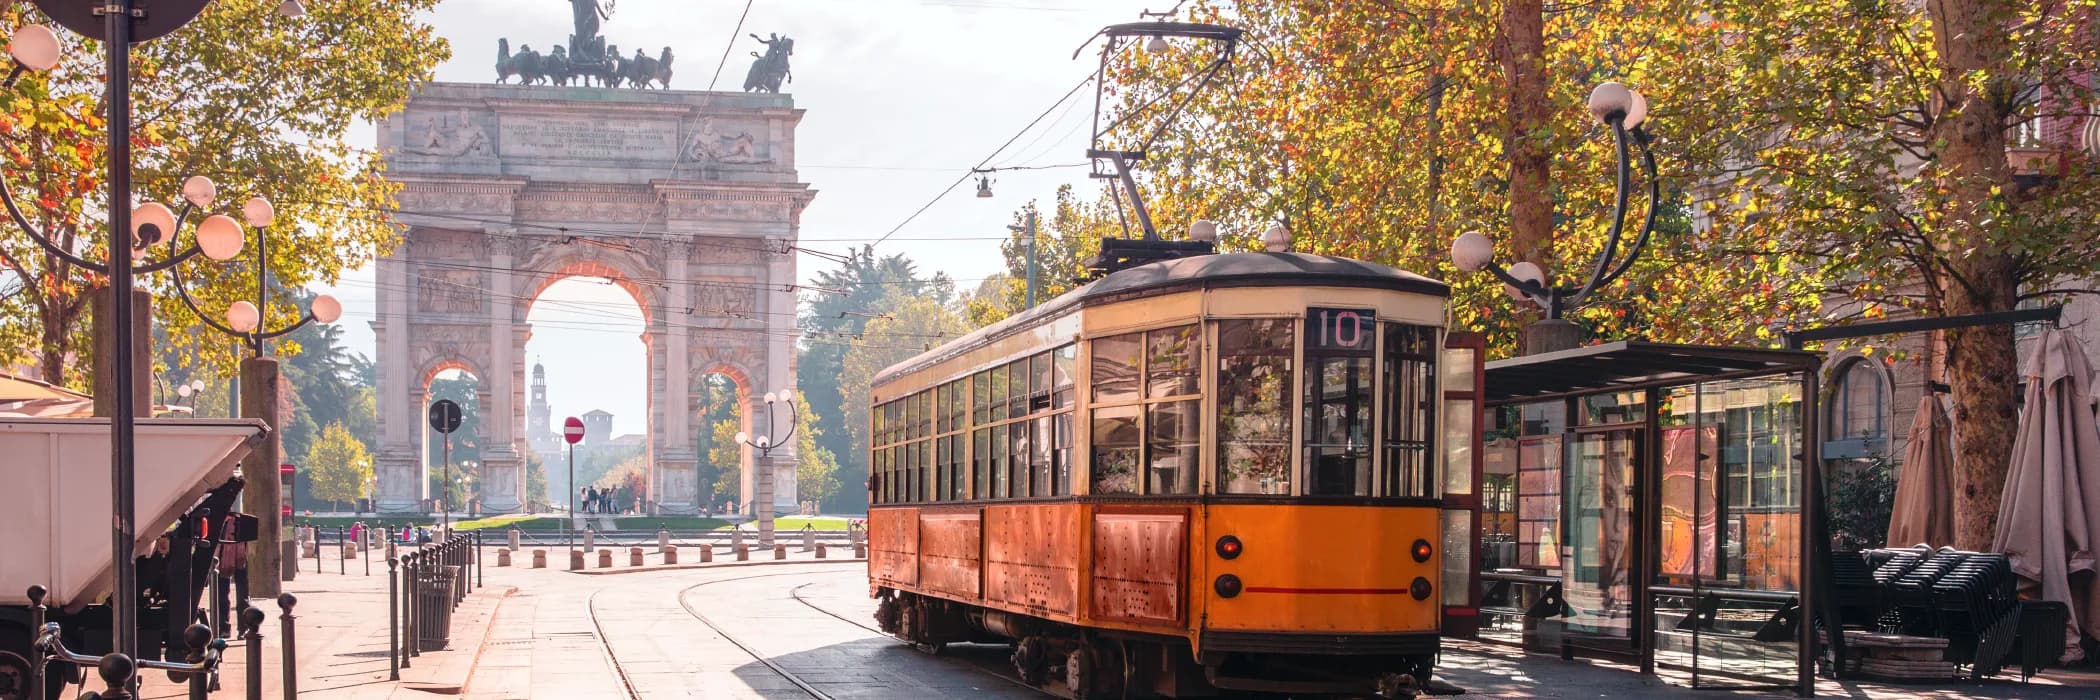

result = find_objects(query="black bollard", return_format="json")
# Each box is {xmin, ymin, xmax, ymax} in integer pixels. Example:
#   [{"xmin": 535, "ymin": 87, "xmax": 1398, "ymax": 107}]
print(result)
[
  {"xmin": 339, "ymin": 526, "xmax": 347, "ymax": 575},
  {"xmin": 27, "ymin": 585, "xmax": 45, "ymax": 700},
  {"xmin": 240, "ymin": 607, "xmax": 264, "ymax": 700},
  {"xmin": 179, "ymin": 623, "xmax": 211, "ymax": 700},
  {"xmin": 387, "ymin": 556, "xmax": 399, "ymax": 680},
  {"xmin": 475, "ymin": 531, "xmax": 483, "ymax": 590},
  {"xmin": 404, "ymin": 553, "xmax": 418, "ymax": 661},
  {"xmin": 277, "ymin": 594, "xmax": 297, "ymax": 700},
  {"xmin": 90, "ymin": 653, "xmax": 136, "ymax": 700}
]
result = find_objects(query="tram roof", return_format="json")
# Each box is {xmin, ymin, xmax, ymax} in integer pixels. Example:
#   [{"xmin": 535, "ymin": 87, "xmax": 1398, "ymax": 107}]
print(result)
[
  {"xmin": 1483, "ymin": 341, "xmax": 1822, "ymax": 405},
  {"xmin": 874, "ymin": 252, "xmax": 1447, "ymax": 386}
]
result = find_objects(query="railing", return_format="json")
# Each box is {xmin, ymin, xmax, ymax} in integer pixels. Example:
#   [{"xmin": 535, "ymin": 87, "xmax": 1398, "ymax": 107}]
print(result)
[{"xmin": 388, "ymin": 532, "xmax": 479, "ymax": 679}]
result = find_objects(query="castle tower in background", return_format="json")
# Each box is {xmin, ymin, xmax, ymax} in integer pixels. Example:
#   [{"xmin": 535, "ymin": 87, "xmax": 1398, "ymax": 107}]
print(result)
[{"xmin": 527, "ymin": 361, "xmax": 558, "ymax": 460}]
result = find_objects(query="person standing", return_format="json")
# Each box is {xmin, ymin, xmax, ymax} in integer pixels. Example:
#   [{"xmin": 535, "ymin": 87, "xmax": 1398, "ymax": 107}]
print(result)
[{"xmin": 215, "ymin": 532, "xmax": 248, "ymax": 637}]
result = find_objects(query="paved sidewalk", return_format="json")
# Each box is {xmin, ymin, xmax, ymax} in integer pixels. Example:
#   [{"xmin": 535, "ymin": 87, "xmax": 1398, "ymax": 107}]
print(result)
[{"xmin": 134, "ymin": 545, "xmax": 512, "ymax": 700}]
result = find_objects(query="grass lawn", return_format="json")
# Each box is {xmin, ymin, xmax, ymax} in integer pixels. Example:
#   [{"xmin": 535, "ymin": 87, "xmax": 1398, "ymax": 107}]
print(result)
[
  {"xmin": 772, "ymin": 516, "xmax": 852, "ymax": 531},
  {"xmin": 452, "ymin": 514, "xmax": 541, "ymax": 531}
]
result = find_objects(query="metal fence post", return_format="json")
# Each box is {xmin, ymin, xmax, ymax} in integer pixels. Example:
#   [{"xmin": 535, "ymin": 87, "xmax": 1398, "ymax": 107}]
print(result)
[
  {"xmin": 241, "ymin": 607, "xmax": 264, "ymax": 700},
  {"xmin": 405, "ymin": 553, "xmax": 419, "ymax": 661},
  {"xmin": 387, "ymin": 556, "xmax": 399, "ymax": 680},
  {"xmin": 338, "ymin": 526, "xmax": 347, "ymax": 575},
  {"xmin": 475, "ymin": 531, "xmax": 483, "ymax": 590},
  {"xmin": 277, "ymin": 594, "xmax": 297, "ymax": 700}
]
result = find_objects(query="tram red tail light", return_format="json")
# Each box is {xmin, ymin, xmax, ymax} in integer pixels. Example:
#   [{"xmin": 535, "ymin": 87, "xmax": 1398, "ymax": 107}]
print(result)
[
  {"xmin": 1410, "ymin": 577, "xmax": 1433, "ymax": 601},
  {"xmin": 1216, "ymin": 535, "xmax": 1243, "ymax": 560},
  {"xmin": 1215, "ymin": 574, "xmax": 1243, "ymax": 598},
  {"xmin": 1411, "ymin": 539, "xmax": 1433, "ymax": 563}
]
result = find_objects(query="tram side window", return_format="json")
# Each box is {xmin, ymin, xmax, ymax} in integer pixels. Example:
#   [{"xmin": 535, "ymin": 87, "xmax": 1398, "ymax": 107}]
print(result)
[
  {"xmin": 1092, "ymin": 405, "xmax": 1141, "ymax": 494},
  {"xmin": 972, "ymin": 429, "xmax": 989, "ymax": 500},
  {"xmin": 1383, "ymin": 324, "xmax": 1437, "ymax": 498},
  {"xmin": 1053, "ymin": 345, "xmax": 1077, "ymax": 408},
  {"xmin": 1217, "ymin": 319, "xmax": 1295, "ymax": 495}
]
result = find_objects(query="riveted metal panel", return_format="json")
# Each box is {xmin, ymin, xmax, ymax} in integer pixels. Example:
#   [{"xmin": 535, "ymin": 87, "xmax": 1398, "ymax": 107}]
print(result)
[
  {"xmin": 986, "ymin": 503, "xmax": 1079, "ymax": 617},
  {"xmin": 1090, "ymin": 508, "xmax": 1188, "ymax": 626},
  {"xmin": 919, "ymin": 509, "xmax": 984, "ymax": 599},
  {"xmin": 869, "ymin": 507, "xmax": 920, "ymax": 587}
]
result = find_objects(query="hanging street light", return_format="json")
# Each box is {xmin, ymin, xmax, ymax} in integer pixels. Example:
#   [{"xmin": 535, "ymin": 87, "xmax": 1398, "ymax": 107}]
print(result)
[{"xmin": 1448, "ymin": 81, "xmax": 1664, "ymax": 355}]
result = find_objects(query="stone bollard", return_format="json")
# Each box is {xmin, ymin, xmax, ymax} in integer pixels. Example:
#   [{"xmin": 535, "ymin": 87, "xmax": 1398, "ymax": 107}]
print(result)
[
  {"xmin": 597, "ymin": 549, "xmax": 613, "ymax": 568},
  {"xmin": 802, "ymin": 529, "xmax": 816, "ymax": 552},
  {"xmin": 658, "ymin": 528, "xmax": 671, "ymax": 554},
  {"xmin": 816, "ymin": 543, "xmax": 827, "ymax": 559},
  {"xmin": 508, "ymin": 528, "xmax": 521, "ymax": 551},
  {"xmin": 570, "ymin": 550, "xmax": 585, "ymax": 571},
  {"xmin": 629, "ymin": 547, "xmax": 644, "ymax": 567},
  {"xmin": 304, "ymin": 541, "xmax": 320, "ymax": 559},
  {"xmin": 498, "ymin": 550, "xmax": 512, "ymax": 567},
  {"xmin": 699, "ymin": 545, "xmax": 714, "ymax": 563},
  {"xmin": 664, "ymin": 546, "xmax": 678, "ymax": 565},
  {"xmin": 532, "ymin": 549, "xmax": 547, "ymax": 568},
  {"xmin": 854, "ymin": 542, "xmax": 867, "ymax": 559},
  {"xmin": 343, "ymin": 545, "xmax": 357, "ymax": 559},
  {"xmin": 584, "ymin": 529, "xmax": 595, "ymax": 553},
  {"xmin": 735, "ymin": 544, "xmax": 748, "ymax": 561},
  {"xmin": 731, "ymin": 529, "xmax": 744, "ymax": 551},
  {"xmin": 773, "ymin": 544, "xmax": 787, "ymax": 560}
]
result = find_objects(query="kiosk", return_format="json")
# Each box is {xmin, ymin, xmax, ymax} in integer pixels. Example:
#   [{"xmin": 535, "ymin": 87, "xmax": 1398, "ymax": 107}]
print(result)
[{"xmin": 1468, "ymin": 341, "xmax": 1831, "ymax": 695}]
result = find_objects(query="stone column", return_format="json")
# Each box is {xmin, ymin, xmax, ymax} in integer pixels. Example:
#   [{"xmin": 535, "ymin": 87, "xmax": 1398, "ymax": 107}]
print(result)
[
  {"xmin": 654, "ymin": 250, "xmax": 700, "ymax": 514},
  {"xmin": 481, "ymin": 245, "xmax": 524, "ymax": 513},
  {"xmin": 240, "ymin": 357, "xmax": 286, "ymax": 597},
  {"xmin": 765, "ymin": 250, "xmax": 798, "ymax": 512},
  {"xmin": 374, "ymin": 255, "xmax": 422, "ymax": 513}
]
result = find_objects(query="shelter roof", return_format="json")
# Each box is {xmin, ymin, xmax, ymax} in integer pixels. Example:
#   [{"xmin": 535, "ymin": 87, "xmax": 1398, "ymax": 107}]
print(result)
[{"xmin": 1484, "ymin": 341, "xmax": 1821, "ymax": 405}]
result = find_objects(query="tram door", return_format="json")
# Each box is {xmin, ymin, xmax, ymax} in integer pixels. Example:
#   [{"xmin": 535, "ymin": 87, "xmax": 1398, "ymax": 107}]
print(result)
[
  {"xmin": 1564, "ymin": 426, "xmax": 1641, "ymax": 653},
  {"xmin": 1440, "ymin": 332, "xmax": 1486, "ymax": 637}
]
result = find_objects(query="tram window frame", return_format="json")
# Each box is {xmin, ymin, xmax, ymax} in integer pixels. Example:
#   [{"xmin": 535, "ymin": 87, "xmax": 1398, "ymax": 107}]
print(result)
[
  {"xmin": 1216, "ymin": 318, "xmax": 1297, "ymax": 496},
  {"xmin": 1304, "ymin": 309, "xmax": 1378, "ymax": 498},
  {"xmin": 972, "ymin": 428, "xmax": 990, "ymax": 500},
  {"xmin": 1089, "ymin": 325, "xmax": 1203, "ymax": 497},
  {"xmin": 1382, "ymin": 323, "xmax": 1438, "ymax": 499},
  {"xmin": 991, "ymin": 423, "xmax": 1009, "ymax": 498}
]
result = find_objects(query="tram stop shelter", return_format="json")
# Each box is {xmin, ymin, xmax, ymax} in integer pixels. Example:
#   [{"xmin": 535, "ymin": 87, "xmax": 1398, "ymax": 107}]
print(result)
[{"xmin": 1464, "ymin": 341, "xmax": 1833, "ymax": 696}]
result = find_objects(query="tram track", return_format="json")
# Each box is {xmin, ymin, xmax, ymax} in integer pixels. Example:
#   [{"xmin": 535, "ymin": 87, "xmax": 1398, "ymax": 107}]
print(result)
[
  {"xmin": 784, "ymin": 581, "xmax": 1066, "ymax": 699},
  {"xmin": 672, "ymin": 569, "xmax": 852, "ymax": 700}
]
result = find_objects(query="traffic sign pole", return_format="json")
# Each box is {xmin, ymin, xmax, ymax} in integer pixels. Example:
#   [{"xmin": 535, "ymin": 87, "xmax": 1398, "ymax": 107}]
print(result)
[
  {"xmin": 562, "ymin": 417, "xmax": 585, "ymax": 553},
  {"xmin": 428, "ymin": 400, "xmax": 464, "ymax": 536}
]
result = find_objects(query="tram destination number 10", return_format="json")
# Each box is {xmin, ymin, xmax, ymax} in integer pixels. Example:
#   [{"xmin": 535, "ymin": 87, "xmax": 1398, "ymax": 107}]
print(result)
[{"xmin": 1308, "ymin": 307, "xmax": 1377, "ymax": 353}]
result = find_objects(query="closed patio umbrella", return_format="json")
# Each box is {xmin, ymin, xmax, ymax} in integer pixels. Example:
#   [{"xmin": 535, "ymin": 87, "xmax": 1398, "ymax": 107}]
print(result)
[
  {"xmin": 1992, "ymin": 328, "xmax": 2100, "ymax": 660},
  {"xmin": 1887, "ymin": 393, "xmax": 1955, "ymax": 548}
]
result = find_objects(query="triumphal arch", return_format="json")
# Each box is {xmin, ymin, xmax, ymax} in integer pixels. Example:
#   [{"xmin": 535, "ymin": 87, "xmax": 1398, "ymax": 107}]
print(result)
[{"xmin": 370, "ymin": 81, "xmax": 813, "ymax": 515}]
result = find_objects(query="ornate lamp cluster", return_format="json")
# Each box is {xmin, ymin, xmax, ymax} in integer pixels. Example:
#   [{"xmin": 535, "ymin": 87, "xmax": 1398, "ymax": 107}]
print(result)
[
  {"xmin": 734, "ymin": 391, "xmax": 799, "ymax": 457},
  {"xmin": 1449, "ymin": 82, "xmax": 1661, "ymax": 322},
  {"xmin": 159, "ymin": 178, "xmax": 344, "ymax": 356}
]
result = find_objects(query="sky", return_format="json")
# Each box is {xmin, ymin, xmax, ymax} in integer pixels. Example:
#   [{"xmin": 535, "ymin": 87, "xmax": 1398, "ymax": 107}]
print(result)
[{"xmin": 314, "ymin": 0, "xmax": 1166, "ymax": 435}]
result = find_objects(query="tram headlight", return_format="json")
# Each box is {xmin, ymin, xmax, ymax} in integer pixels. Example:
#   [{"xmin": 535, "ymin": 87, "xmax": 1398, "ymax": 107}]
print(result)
[
  {"xmin": 1216, "ymin": 535, "xmax": 1243, "ymax": 560},
  {"xmin": 1411, "ymin": 538, "xmax": 1433, "ymax": 563},
  {"xmin": 1410, "ymin": 577, "xmax": 1433, "ymax": 601},
  {"xmin": 1215, "ymin": 574, "xmax": 1243, "ymax": 599}
]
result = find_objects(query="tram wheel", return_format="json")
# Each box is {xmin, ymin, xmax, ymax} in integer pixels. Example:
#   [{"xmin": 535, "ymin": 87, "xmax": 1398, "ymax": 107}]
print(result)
[
  {"xmin": 1064, "ymin": 646, "xmax": 1096, "ymax": 699},
  {"xmin": 1012, "ymin": 637, "xmax": 1049, "ymax": 685},
  {"xmin": 874, "ymin": 596, "xmax": 903, "ymax": 635}
]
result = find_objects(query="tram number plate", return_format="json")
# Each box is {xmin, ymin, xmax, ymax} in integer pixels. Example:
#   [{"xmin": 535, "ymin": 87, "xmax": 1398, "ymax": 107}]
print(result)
[{"xmin": 1308, "ymin": 307, "xmax": 1376, "ymax": 352}]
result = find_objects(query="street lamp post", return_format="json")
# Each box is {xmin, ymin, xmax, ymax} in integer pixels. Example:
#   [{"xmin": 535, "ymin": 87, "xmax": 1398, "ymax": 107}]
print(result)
[
  {"xmin": 734, "ymin": 392, "xmax": 800, "ymax": 548},
  {"xmin": 0, "ymin": 1, "xmax": 243, "ymax": 667},
  {"xmin": 1449, "ymin": 82, "xmax": 1661, "ymax": 355}
]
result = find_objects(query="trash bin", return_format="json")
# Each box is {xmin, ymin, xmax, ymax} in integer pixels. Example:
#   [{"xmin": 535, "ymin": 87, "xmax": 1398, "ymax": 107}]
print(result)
[{"xmin": 416, "ymin": 565, "xmax": 457, "ymax": 649}]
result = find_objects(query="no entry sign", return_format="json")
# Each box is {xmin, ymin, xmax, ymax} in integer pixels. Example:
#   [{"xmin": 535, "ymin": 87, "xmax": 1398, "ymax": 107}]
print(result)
[{"xmin": 563, "ymin": 416, "xmax": 586, "ymax": 445}]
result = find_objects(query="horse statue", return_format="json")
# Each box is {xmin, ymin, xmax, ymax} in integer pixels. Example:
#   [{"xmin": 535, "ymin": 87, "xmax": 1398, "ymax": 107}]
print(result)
[
  {"xmin": 546, "ymin": 45, "xmax": 574, "ymax": 86},
  {"xmin": 622, "ymin": 48, "xmax": 654, "ymax": 90},
  {"xmin": 642, "ymin": 47, "xmax": 674, "ymax": 89},
  {"xmin": 742, "ymin": 33, "xmax": 793, "ymax": 94},
  {"xmin": 497, "ymin": 38, "xmax": 518, "ymax": 83},
  {"xmin": 511, "ymin": 44, "xmax": 547, "ymax": 85}
]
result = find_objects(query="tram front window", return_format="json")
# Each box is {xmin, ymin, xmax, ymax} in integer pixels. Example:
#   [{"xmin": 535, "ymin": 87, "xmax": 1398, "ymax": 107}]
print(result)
[{"xmin": 1304, "ymin": 308, "xmax": 1377, "ymax": 496}]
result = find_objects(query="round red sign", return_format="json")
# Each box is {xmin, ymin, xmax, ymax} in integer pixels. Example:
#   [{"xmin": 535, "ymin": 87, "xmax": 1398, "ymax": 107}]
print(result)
[{"xmin": 563, "ymin": 416, "xmax": 586, "ymax": 445}]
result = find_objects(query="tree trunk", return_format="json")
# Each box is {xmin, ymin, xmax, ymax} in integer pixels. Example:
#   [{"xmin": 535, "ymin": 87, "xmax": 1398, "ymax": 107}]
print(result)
[
  {"xmin": 1928, "ymin": 0, "xmax": 2020, "ymax": 551},
  {"xmin": 1501, "ymin": 0, "xmax": 1552, "ymax": 348}
]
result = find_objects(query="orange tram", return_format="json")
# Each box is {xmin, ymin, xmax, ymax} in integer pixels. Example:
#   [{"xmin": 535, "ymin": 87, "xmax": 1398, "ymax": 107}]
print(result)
[{"xmin": 866, "ymin": 251, "xmax": 1486, "ymax": 698}]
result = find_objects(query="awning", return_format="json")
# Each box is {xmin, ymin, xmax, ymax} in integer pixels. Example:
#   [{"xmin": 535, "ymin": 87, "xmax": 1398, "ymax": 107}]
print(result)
[
  {"xmin": 1484, "ymin": 341, "xmax": 1821, "ymax": 405},
  {"xmin": 0, "ymin": 372, "xmax": 92, "ymax": 418}
]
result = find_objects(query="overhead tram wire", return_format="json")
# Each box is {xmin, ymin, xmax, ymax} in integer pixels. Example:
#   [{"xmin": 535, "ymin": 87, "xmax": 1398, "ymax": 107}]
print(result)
[{"xmin": 867, "ymin": 73, "xmax": 1096, "ymax": 248}]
